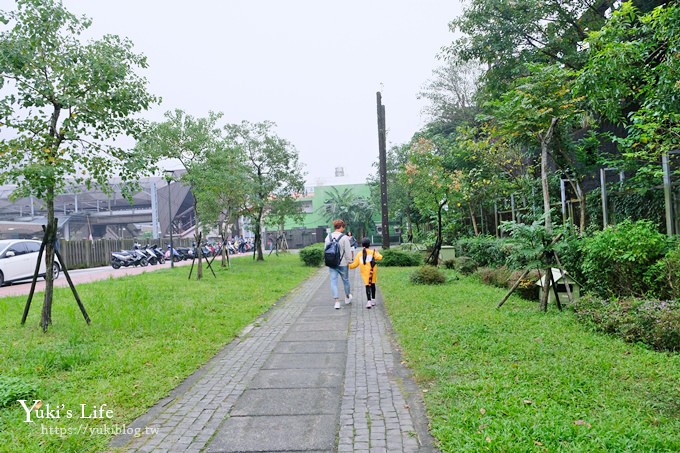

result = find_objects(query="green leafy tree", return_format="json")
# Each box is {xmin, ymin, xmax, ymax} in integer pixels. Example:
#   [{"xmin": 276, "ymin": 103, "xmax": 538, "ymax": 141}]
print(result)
[
  {"xmin": 487, "ymin": 63, "xmax": 582, "ymax": 234},
  {"xmin": 445, "ymin": 0, "xmax": 617, "ymax": 100},
  {"xmin": 576, "ymin": 1, "xmax": 680, "ymax": 187},
  {"xmin": 0, "ymin": 0, "xmax": 158, "ymax": 330},
  {"xmin": 187, "ymin": 140, "xmax": 249, "ymax": 267},
  {"xmin": 137, "ymin": 109, "xmax": 223, "ymax": 279},
  {"xmin": 225, "ymin": 120, "xmax": 305, "ymax": 261},
  {"xmin": 404, "ymin": 136, "xmax": 462, "ymax": 265},
  {"xmin": 318, "ymin": 187, "xmax": 374, "ymax": 239}
]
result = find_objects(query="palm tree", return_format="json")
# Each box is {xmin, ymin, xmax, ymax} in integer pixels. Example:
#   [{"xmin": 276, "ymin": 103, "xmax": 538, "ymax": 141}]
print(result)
[{"xmin": 318, "ymin": 187, "xmax": 375, "ymax": 239}]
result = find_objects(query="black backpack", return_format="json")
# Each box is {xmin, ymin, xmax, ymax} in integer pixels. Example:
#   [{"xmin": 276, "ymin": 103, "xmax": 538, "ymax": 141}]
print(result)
[{"xmin": 324, "ymin": 233, "xmax": 345, "ymax": 267}]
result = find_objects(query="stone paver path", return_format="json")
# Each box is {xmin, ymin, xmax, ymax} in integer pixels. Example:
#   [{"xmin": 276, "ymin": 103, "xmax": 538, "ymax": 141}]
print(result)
[{"xmin": 112, "ymin": 268, "xmax": 435, "ymax": 452}]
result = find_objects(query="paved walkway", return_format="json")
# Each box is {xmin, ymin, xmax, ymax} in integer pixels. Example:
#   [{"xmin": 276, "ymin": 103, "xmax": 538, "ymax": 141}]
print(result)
[{"xmin": 111, "ymin": 268, "xmax": 436, "ymax": 452}]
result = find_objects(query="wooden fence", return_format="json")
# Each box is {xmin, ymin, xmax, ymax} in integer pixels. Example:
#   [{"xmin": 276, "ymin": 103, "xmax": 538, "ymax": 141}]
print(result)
[{"xmin": 58, "ymin": 238, "xmax": 195, "ymax": 269}]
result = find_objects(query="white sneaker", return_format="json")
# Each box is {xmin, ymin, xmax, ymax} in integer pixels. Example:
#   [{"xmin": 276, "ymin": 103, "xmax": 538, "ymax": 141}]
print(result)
[
  {"xmin": 371, "ymin": 300, "xmax": 376, "ymax": 307},
  {"xmin": 366, "ymin": 300, "xmax": 372, "ymax": 309},
  {"xmin": 334, "ymin": 301, "xmax": 340, "ymax": 310},
  {"xmin": 345, "ymin": 294, "xmax": 353, "ymax": 304}
]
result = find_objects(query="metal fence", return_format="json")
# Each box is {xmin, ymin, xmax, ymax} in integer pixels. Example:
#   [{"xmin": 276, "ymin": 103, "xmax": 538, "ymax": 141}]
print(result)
[{"xmin": 58, "ymin": 238, "xmax": 195, "ymax": 269}]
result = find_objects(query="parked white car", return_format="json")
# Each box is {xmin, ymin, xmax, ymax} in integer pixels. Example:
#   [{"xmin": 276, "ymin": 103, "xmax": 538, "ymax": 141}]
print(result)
[{"xmin": 0, "ymin": 239, "xmax": 61, "ymax": 287}]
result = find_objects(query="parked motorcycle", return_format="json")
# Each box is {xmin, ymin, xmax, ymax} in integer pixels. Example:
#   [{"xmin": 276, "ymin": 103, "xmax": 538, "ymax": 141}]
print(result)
[
  {"xmin": 140, "ymin": 245, "xmax": 158, "ymax": 265},
  {"xmin": 148, "ymin": 244, "xmax": 166, "ymax": 264},
  {"xmin": 111, "ymin": 249, "xmax": 148, "ymax": 269}
]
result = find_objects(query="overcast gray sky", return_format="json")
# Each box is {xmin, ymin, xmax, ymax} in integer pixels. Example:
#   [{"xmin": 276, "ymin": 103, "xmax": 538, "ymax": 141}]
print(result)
[{"xmin": 3, "ymin": 0, "xmax": 464, "ymax": 186}]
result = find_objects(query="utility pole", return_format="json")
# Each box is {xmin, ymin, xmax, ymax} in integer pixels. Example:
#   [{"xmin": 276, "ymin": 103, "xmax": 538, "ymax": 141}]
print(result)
[{"xmin": 377, "ymin": 91, "xmax": 389, "ymax": 249}]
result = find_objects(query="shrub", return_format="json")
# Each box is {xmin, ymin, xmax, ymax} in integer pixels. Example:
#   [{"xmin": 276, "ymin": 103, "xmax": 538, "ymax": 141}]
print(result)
[
  {"xmin": 381, "ymin": 249, "xmax": 423, "ymax": 267},
  {"xmin": 449, "ymin": 256, "xmax": 477, "ymax": 275},
  {"xmin": 581, "ymin": 220, "xmax": 669, "ymax": 298},
  {"xmin": 443, "ymin": 259, "xmax": 456, "ymax": 270},
  {"xmin": 410, "ymin": 265, "xmax": 446, "ymax": 285},
  {"xmin": 476, "ymin": 266, "xmax": 512, "ymax": 288},
  {"xmin": 0, "ymin": 377, "xmax": 38, "ymax": 408},
  {"xmin": 397, "ymin": 242, "xmax": 426, "ymax": 252},
  {"xmin": 299, "ymin": 243, "xmax": 324, "ymax": 267},
  {"xmin": 572, "ymin": 296, "xmax": 680, "ymax": 352},
  {"xmin": 476, "ymin": 267, "xmax": 540, "ymax": 301},
  {"xmin": 509, "ymin": 269, "xmax": 540, "ymax": 301},
  {"xmin": 645, "ymin": 241, "xmax": 680, "ymax": 300},
  {"xmin": 454, "ymin": 235, "xmax": 508, "ymax": 268}
]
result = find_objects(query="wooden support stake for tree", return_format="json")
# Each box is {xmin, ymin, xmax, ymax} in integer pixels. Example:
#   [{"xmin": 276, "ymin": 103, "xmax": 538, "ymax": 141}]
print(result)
[
  {"xmin": 497, "ymin": 267, "xmax": 532, "ymax": 308},
  {"xmin": 548, "ymin": 268, "xmax": 562, "ymax": 311},
  {"xmin": 497, "ymin": 233, "xmax": 564, "ymax": 310},
  {"xmin": 55, "ymin": 247, "xmax": 90, "ymax": 324},
  {"xmin": 21, "ymin": 232, "xmax": 48, "ymax": 325},
  {"xmin": 22, "ymin": 222, "xmax": 90, "ymax": 326},
  {"xmin": 552, "ymin": 251, "xmax": 574, "ymax": 304}
]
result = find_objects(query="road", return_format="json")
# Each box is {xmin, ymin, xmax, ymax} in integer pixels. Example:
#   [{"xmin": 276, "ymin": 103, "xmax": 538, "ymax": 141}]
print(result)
[{"xmin": 0, "ymin": 255, "xmax": 237, "ymax": 298}]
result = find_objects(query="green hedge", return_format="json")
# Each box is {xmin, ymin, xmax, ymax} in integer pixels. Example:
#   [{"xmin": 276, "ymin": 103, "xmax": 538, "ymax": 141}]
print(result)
[
  {"xmin": 453, "ymin": 235, "xmax": 508, "ymax": 268},
  {"xmin": 299, "ymin": 243, "xmax": 324, "ymax": 267},
  {"xmin": 410, "ymin": 265, "xmax": 446, "ymax": 285},
  {"xmin": 381, "ymin": 249, "xmax": 423, "ymax": 267},
  {"xmin": 572, "ymin": 296, "xmax": 680, "ymax": 352},
  {"xmin": 581, "ymin": 220, "xmax": 669, "ymax": 298}
]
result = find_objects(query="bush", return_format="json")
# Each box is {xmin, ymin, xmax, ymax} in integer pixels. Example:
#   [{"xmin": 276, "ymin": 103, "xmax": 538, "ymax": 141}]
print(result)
[
  {"xmin": 476, "ymin": 266, "xmax": 512, "ymax": 288},
  {"xmin": 0, "ymin": 377, "xmax": 38, "ymax": 408},
  {"xmin": 299, "ymin": 243, "xmax": 324, "ymax": 267},
  {"xmin": 397, "ymin": 242, "xmax": 426, "ymax": 252},
  {"xmin": 645, "ymin": 241, "xmax": 680, "ymax": 300},
  {"xmin": 572, "ymin": 296, "xmax": 680, "ymax": 352},
  {"xmin": 448, "ymin": 256, "xmax": 477, "ymax": 275},
  {"xmin": 509, "ymin": 269, "xmax": 540, "ymax": 301},
  {"xmin": 410, "ymin": 265, "xmax": 447, "ymax": 285},
  {"xmin": 443, "ymin": 259, "xmax": 456, "ymax": 270},
  {"xmin": 476, "ymin": 267, "xmax": 540, "ymax": 301},
  {"xmin": 581, "ymin": 220, "xmax": 669, "ymax": 298},
  {"xmin": 381, "ymin": 249, "xmax": 423, "ymax": 267},
  {"xmin": 454, "ymin": 235, "xmax": 508, "ymax": 268}
]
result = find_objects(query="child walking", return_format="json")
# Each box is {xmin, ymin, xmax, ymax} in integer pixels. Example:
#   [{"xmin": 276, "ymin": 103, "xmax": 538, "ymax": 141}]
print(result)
[{"xmin": 349, "ymin": 238, "xmax": 383, "ymax": 309}]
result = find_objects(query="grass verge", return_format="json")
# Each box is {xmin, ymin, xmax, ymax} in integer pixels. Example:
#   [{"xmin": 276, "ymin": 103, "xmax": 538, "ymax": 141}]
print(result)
[
  {"xmin": 379, "ymin": 268, "xmax": 680, "ymax": 452},
  {"xmin": 0, "ymin": 254, "xmax": 316, "ymax": 452}
]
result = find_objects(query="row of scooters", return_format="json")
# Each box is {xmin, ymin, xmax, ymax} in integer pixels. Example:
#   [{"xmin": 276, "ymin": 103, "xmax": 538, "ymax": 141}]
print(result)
[{"xmin": 111, "ymin": 244, "xmax": 207, "ymax": 269}]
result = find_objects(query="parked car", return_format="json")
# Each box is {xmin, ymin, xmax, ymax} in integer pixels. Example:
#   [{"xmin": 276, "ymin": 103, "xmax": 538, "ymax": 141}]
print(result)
[{"xmin": 0, "ymin": 239, "xmax": 61, "ymax": 286}]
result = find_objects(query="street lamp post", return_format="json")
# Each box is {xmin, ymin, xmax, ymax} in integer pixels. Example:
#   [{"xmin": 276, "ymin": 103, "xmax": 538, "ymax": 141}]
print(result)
[{"xmin": 165, "ymin": 170, "xmax": 175, "ymax": 268}]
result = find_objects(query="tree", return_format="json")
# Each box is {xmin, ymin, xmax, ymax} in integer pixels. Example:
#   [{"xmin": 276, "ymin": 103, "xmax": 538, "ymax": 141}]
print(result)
[
  {"xmin": 576, "ymin": 1, "xmax": 680, "ymax": 187},
  {"xmin": 445, "ymin": 0, "xmax": 617, "ymax": 100},
  {"xmin": 318, "ymin": 187, "xmax": 375, "ymax": 239},
  {"xmin": 418, "ymin": 59, "xmax": 483, "ymax": 130},
  {"xmin": 225, "ymin": 121, "xmax": 305, "ymax": 261},
  {"xmin": 0, "ymin": 0, "xmax": 158, "ymax": 330},
  {"xmin": 487, "ymin": 63, "xmax": 583, "ymax": 234},
  {"xmin": 404, "ymin": 136, "xmax": 462, "ymax": 265},
  {"xmin": 187, "ymin": 139, "xmax": 249, "ymax": 267},
  {"xmin": 137, "ymin": 109, "xmax": 224, "ymax": 279}
]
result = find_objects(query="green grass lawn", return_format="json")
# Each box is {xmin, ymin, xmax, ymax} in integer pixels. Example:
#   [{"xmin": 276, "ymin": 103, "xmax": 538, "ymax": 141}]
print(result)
[
  {"xmin": 379, "ymin": 268, "xmax": 680, "ymax": 452},
  {"xmin": 0, "ymin": 254, "xmax": 316, "ymax": 453}
]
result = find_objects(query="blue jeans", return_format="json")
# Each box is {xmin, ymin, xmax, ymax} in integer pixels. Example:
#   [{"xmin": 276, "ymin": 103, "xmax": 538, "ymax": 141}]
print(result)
[{"xmin": 329, "ymin": 265, "xmax": 351, "ymax": 299}]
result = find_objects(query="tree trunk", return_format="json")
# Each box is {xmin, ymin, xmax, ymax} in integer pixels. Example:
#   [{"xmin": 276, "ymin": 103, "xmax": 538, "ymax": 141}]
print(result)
[
  {"xmin": 193, "ymin": 195, "xmax": 203, "ymax": 279},
  {"xmin": 406, "ymin": 205, "xmax": 413, "ymax": 243},
  {"xmin": 41, "ymin": 189, "xmax": 56, "ymax": 331},
  {"xmin": 468, "ymin": 203, "xmax": 479, "ymax": 236},
  {"xmin": 540, "ymin": 118, "xmax": 558, "ymax": 235},
  {"xmin": 426, "ymin": 199, "xmax": 446, "ymax": 266},
  {"xmin": 255, "ymin": 211, "xmax": 264, "ymax": 261}
]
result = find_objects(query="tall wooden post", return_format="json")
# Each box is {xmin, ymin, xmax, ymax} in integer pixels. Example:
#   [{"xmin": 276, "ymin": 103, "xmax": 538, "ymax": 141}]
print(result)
[{"xmin": 377, "ymin": 92, "xmax": 389, "ymax": 249}]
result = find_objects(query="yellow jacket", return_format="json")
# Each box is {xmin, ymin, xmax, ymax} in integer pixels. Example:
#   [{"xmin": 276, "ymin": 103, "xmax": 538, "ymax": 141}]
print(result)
[{"xmin": 349, "ymin": 248, "xmax": 383, "ymax": 285}]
